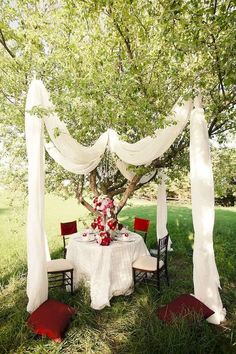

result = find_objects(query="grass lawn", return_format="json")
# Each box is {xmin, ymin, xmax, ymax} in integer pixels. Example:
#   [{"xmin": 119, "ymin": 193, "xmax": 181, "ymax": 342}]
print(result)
[{"xmin": 0, "ymin": 190, "xmax": 235, "ymax": 353}]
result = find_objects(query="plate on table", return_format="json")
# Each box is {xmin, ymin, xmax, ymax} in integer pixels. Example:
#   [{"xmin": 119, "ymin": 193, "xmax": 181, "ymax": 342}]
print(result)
[
  {"xmin": 74, "ymin": 234, "xmax": 96, "ymax": 242},
  {"xmin": 117, "ymin": 234, "xmax": 136, "ymax": 242}
]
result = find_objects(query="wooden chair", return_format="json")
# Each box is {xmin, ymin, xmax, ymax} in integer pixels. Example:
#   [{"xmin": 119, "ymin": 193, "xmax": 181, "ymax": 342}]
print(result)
[
  {"xmin": 60, "ymin": 221, "xmax": 77, "ymax": 258},
  {"xmin": 133, "ymin": 217, "xmax": 150, "ymax": 244},
  {"xmin": 47, "ymin": 259, "xmax": 74, "ymax": 294},
  {"xmin": 132, "ymin": 234, "xmax": 169, "ymax": 291}
]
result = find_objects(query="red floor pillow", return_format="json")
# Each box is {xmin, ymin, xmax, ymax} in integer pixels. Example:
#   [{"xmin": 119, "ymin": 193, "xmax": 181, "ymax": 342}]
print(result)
[
  {"xmin": 27, "ymin": 299, "xmax": 76, "ymax": 342},
  {"xmin": 157, "ymin": 294, "xmax": 214, "ymax": 323}
]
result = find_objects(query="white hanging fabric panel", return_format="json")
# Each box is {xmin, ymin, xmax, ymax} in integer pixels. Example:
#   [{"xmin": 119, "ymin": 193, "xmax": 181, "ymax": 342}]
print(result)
[
  {"xmin": 156, "ymin": 174, "xmax": 172, "ymax": 250},
  {"xmin": 25, "ymin": 80, "xmax": 49, "ymax": 313},
  {"xmin": 190, "ymin": 97, "xmax": 226, "ymax": 324}
]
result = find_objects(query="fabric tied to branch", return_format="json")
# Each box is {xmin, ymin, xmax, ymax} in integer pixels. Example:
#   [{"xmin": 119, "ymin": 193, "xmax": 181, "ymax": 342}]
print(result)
[{"xmin": 190, "ymin": 97, "xmax": 226, "ymax": 324}]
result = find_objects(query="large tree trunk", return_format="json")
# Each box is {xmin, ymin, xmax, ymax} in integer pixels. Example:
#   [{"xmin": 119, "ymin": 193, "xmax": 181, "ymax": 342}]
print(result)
[
  {"xmin": 74, "ymin": 167, "xmax": 143, "ymax": 218},
  {"xmin": 116, "ymin": 175, "xmax": 141, "ymax": 215}
]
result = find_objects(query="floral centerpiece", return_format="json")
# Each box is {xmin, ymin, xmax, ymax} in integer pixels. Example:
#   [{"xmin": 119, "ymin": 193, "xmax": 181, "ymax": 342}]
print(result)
[{"xmin": 91, "ymin": 195, "xmax": 123, "ymax": 246}]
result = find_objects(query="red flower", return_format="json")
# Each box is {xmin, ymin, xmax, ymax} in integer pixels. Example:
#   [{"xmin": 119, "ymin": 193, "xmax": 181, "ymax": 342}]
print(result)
[
  {"xmin": 97, "ymin": 216, "xmax": 102, "ymax": 224},
  {"xmin": 101, "ymin": 237, "xmax": 111, "ymax": 246},
  {"xmin": 91, "ymin": 222, "xmax": 97, "ymax": 229},
  {"xmin": 107, "ymin": 218, "xmax": 118, "ymax": 230},
  {"xmin": 98, "ymin": 224, "xmax": 104, "ymax": 231}
]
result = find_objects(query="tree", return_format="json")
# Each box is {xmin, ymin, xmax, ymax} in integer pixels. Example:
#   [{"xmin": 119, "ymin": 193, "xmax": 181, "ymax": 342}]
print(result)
[
  {"xmin": 212, "ymin": 147, "xmax": 236, "ymax": 206},
  {"xmin": 0, "ymin": 0, "xmax": 235, "ymax": 215}
]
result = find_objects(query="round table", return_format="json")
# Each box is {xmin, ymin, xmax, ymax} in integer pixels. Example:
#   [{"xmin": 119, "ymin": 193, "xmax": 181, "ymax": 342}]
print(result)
[{"xmin": 66, "ymin": 232, "xmax": 149, "ymax": 310}]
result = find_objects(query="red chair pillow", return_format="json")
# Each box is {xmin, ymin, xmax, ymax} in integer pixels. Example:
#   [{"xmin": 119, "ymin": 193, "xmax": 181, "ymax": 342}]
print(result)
[
  {"xmin": 134, "ymin": 217, "xmax": 150, "ymax": 232},
  {"xmin": 61, "ymin": 221, "xmax": 77, "ymax": 236},
  {"xmin": 157, "ymin": 294, "xmax": 214, "ymax": 322},
  {"xmin": 27, "ymin": 299, "xmax": 76, "ymax": 342}
]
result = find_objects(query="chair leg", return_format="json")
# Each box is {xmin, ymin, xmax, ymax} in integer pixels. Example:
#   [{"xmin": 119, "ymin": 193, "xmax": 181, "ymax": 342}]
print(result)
[
  {"xmin": 157, "ymin": 273, "xmax": 160, "ymax": 291},
  {"xmin": 165, "ymin": 267, "xmax": 169, "ymax": 286},
  {"xmin": 133, "ymin": 268, "xmax": 136, "ymax": 286},
  {"xmin": 71, "ymin": 270, "xmax": 73, "ymax": 295},
  {"xmin": 62, "ymin": 271, "xmax": 65, "ymax": 287}
]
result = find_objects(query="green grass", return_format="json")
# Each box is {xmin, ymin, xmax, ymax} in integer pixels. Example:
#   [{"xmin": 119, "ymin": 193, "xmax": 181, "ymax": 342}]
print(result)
[{"xmin": 0, "ymin": 191, "xmax": 236, "ymax": 353}]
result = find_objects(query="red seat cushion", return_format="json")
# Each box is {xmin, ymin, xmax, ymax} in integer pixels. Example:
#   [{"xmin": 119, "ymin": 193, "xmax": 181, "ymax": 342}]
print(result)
[
  {"xmin": 27, "ymin": 299, "xmax": 76, "ymax": 342},
  {"xmin": 157, "ymin": 294, "xmax": 214, "ymax": 322}
]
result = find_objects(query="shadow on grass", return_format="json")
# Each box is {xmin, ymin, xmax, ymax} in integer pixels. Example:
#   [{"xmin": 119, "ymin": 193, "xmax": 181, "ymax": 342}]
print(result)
[
  {"xmin": 0, "ymin": 204, "xmax": 235, "ymax": 353},
  {"xmin": 0, "ymin": 266, "xmax": 105, "ymax": 353},
  {"xmin": 0, "ymin": 255, "xmax": 235, "ymax": 353}
]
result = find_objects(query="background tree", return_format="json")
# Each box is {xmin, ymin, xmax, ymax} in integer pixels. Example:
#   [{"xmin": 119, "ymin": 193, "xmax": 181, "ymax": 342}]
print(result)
[{"xmin": 0, "ymin": 0, "xmax": 235, "ymax": 214}]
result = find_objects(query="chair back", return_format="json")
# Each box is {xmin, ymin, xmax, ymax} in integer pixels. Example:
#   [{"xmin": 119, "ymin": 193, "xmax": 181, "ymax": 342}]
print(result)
[
  {"xmin": 133, "ymin": 217, "xmax": 150, "ymax": 244},
  {"xmin": 60, "ymin": 221, "xmax": 77, "ymax": 236},
  {"xmin": 157, "ymin": 234, "xmax": 169, "ymax": 266},
  {"xmin": 133, "ymin": 217, "xmax": 150, "ymax": 232}
]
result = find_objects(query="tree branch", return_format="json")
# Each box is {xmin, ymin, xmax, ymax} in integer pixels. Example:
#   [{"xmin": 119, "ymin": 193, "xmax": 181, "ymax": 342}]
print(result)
[
  {"xmin": 0, "ymin": 89, "xmax": 25, "ymax": 117},
  {"xmin": 116, "ymin": 174, "xmax": 141, "ymax": 215},
  {"xmin": 107, "ymin": 178, "xmax": 127, "ymax": 194},
  {"xmin": 75, "ymin": 176, "xmax": 84, "ymax": 201},
  {"xmin": 113, "ymin": 21, "xmax": 134, "ymax": 60},
  {"xmin": 208, "ymin": 99, "xmax": 236, "ymax": 136},
  {"xmin": 109, "ymin": 187, "xmax": 127, "ymax": 198},
  {"xmin": 89, "ymin": 169, "xmax": 99, "ymax": 196},
  {"xmin": 208, "ymin": 117, "xmax": 218, "ymax": 136},
  {"xmin": 80, "ymin": 197, "xmax": 101, "ymax": 216},
  {"xmin": 0, "ymin": 29, "xmax": 15, "ymax": 58}
]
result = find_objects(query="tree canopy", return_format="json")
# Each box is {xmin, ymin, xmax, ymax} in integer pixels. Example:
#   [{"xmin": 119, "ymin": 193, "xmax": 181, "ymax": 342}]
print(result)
[{"xmin": 1, "ymin": 0, "xmax": 235, "ymax": 212}]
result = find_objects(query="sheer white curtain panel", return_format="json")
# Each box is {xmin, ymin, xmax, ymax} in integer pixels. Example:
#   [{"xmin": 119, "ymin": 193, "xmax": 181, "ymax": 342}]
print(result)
[{"xmin": 190, "ymin": 97, "xmax": 226, "ymax": 324}]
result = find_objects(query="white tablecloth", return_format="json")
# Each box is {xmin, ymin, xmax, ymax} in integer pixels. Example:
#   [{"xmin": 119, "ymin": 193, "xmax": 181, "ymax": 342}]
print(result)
[{"xmin": 66, "ymin": 232, "xmax": 149, "ymax": 310}]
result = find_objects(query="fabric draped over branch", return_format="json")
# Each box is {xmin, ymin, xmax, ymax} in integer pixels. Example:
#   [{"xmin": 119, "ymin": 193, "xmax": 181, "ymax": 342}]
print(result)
[
  {"xmin": 29, "ymin": 80, "xmax": 192, "ymax": 177},
  {"xmin": 108, "ymin": 101, "xmax": 192, "ymax": 166}
]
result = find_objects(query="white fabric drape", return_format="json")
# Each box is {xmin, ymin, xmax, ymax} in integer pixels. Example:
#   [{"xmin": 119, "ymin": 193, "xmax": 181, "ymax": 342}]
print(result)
[
  {"xmin": 115, "ymin": 159, "xmax": 156, "ymax": 184},
  {"xmin": 156, "ymin": 174, "xmax": 172, "ymax": 250},
  {"xmin": 45, "ymin": 141, "xmax": 106, "ymax": 175},
  {"xmin": 108, "ymin": 100, "xmax": 192, "ymax": 166},
  {"xmin": 28, "ymin": 80, "xmax": 192, "ymax": 173},
  {"xmin": 25, "ymin": 81, "xmax": 49, "ymax": 313},
  {"xmin": 190, "ymin": 97, "xmax": 226, "ymax": 324}
]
